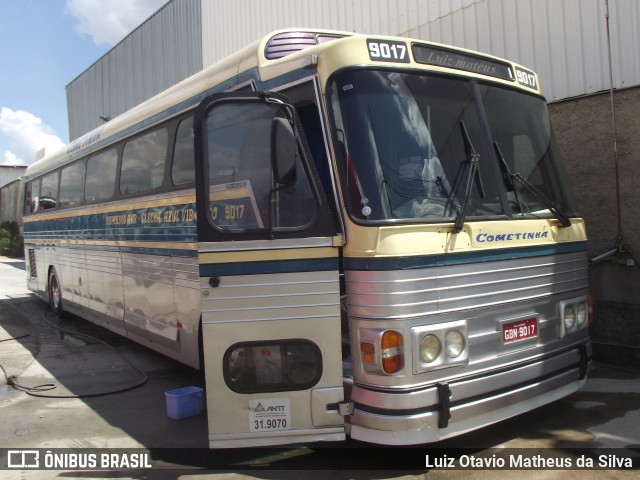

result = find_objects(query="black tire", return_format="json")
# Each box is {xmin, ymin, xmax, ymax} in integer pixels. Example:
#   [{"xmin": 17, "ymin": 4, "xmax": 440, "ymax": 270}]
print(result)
[{"xmin": 48, "ymin": 268, "xmax": 62, "ymax": 316}]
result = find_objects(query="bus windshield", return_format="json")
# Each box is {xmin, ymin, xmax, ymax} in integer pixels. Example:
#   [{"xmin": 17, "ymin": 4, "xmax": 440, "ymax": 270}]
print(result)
[{"xmin": 328, "ymin": 69, "xmax": 574, "ymax": 223}]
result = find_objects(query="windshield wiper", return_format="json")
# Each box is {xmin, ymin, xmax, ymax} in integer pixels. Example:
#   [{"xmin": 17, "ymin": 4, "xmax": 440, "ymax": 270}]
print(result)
[
  {"xmin": 493, "ymin": 141, "xmax": 526, "ymax": 214},
  {"xmin": 452, "ymin": 121, "xmax": 485, "ymax": 234},
  {"xmin": 493, "ymin": 141, "xmax": 571, "ymax": 228}
]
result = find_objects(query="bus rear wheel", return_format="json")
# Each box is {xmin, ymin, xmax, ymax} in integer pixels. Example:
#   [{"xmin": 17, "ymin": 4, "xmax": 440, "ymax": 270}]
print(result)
[{"xmin": 48, "ymin": 268, "xmax": 62, "ymax": 316}]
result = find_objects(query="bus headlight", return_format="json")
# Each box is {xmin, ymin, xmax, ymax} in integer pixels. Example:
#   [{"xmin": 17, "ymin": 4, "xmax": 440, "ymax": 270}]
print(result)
[
  {"xmin": 564, "ymin": 304, "xmax": 576, "ymax": 330},
  {"xmin": 419, "ymin": 334, "xmax": 441, "ymax": 363},
  {"xmin": 412, "ymin": 320, "xmax": 468, "ymax": 373},
  {"xmin": 446, "ymin": 330, "xmax": 465, "ymax": 358},
  {"xmin": 560, "ymin": 296, "xmax": 589, "ymax": 337},
  {"xmin": 576, "ymin": 302, "xmax": 588, "ymax": 327}
]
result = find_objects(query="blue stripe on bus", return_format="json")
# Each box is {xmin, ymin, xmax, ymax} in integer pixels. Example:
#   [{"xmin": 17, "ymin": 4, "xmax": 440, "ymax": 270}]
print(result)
[
  {"xmin": 199, "ymin": 257, "xmax": 339, "ymax": 277},
  {"xmin": 23, "ymin": 203, "xmax": 198, "ymax": 244},
  {"xmin": 343, "ymin": 242, "xmax": 587, "ymax": 271},
  {"xmin": 118, "ymin": 246, "xmax": 198, "ymax": 257}
]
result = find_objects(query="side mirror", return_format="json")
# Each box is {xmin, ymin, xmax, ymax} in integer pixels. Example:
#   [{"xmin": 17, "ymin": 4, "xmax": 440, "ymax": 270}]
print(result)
[{"xmin": 271, "ymin": 116, "xmax": 297, "ymax": 184}]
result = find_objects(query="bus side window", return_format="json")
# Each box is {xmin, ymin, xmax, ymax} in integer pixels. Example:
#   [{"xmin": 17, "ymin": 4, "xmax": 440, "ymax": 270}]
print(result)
[
  {"xmin": 120, "ymin": 128, "xmax": 168, "ymax": 195},
  {"xmin": 39, "ymin": 171, "xmax": 59, "ymax": 211},
  {"xmin": 215, "ymin": 105, "xmax": 273, "ymax": 230},
  {"xmin": 25, "ymin": 179, "xmax": 40, "ymax": 214},
  {"xmin": 171, "ymin": 116, "xmax": 195, "ymax": 186},
  {"xmin": 85, "ymin": 149, "xmax": 118, "ymax": 202},
  {"xmin": 271, "ymin": 143, "xmax": 317, "ymax": 229},
  {"xmin": 59, "ymin": 161, "xmax": 86, "ymax": 208},
  {"xmin": 204, "ymin": 102, "xmax": 317, "ymax": 232},
  {"xmin": 296, "ymin": 103, "xmax": 332, "ymax": 196}
]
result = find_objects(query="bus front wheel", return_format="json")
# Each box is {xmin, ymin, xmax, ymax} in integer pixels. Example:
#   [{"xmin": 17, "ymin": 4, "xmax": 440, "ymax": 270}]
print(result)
[{"xmin": 48, "ymin": 268, "xmax": 62, "ymax": 316}]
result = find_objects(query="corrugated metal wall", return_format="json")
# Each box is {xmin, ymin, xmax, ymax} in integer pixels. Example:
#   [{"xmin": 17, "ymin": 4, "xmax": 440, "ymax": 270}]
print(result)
[
  {"xmin": 200, "ymin": 0, "xmax": 487, "ymax": 68},
  {"xmin": 201, "ymin": 0, "xmax": 640, "ymax": 102},
  {"xmin": 66, "ymin": 0, "xmax": 202, "ymax": 140},
  {"xmin": 0, "ymin": 166, "xmax": 26, "ymax": 189},
  {"xmin": 0, "ymin": 177, "xmax": 24, "ymax": 224},
  {"xmin": 66, "ymin": 0, "xmax": 640, "ymax": 139}
]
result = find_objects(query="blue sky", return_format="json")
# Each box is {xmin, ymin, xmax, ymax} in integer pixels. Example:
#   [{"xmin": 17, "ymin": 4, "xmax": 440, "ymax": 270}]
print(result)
[{"xmin": 0, "ymin": 0, "xmax": 167, "ymax": 166}]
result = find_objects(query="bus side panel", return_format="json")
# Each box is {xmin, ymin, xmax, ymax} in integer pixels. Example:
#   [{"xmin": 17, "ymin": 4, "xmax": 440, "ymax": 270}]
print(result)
[
  {"xmin": 57, "ymin": 246, "xmax": 88, "ymax": 309},
  {"xmin": 122, "ymin": 252, "xmax": 180, "ymax": 349},
  {"xmin": 122, "ymin": 252, "xmax": 201, "ymax": 368},
  {"xmin": 170, "ymin": 254, "xmax": 202, "ymax": 368},
  {"xmin": 85, "ymin": 249, "xmax": 126, "ymax": 335}
]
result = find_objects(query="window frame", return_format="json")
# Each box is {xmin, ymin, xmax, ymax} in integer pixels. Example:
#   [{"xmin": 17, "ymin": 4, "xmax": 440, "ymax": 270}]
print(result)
[
  {"xmin": 170, "ymin": 114, "xmax": 196, "ymax": 187},
  {"xmin": 24, "ymin": 179, "xmax": 39, "ymax": 215},
  {"xmin": 38, "ymin": 170, "xmax": 60, "ymax": 212},
  {"xmin": 58, "ymin": 160, "xmax": 86, "ymax": 209},
  {"xmin": 223, "ymin": 339, "xmax": 323, "ymax": 394},
  {"xmin": 194, "ymin": 91, "xmax": 338, "ymax": 242},
  {"xmin": 84, "ymin": 147, "xmax": 120, "ymax": 204},
  {"xmin": 327, "ymin": 67, "xmax": 576, "ymax": 226},
  {"xmin": 119, "ymin": 126, "xmax": 170, "ymax": 197}
]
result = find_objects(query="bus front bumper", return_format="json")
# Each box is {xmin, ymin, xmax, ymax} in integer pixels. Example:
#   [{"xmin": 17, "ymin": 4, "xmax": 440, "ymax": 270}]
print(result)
[{"xmin": 347, "ymin": 343, "xmax": 591, "ymax": 445}]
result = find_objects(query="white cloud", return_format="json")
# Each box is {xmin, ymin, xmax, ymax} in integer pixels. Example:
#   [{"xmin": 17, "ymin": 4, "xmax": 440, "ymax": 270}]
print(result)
[
  {"xmin": 2, "ymin": 151, "xmax": 24, "ymax": 167},
  {"xmin": 66, "ymin": 0, "xmax": 168, "ymax": 46},
  {"xmin": 0, "ymin": 108, "xmax": 65, "ymax": 166}
]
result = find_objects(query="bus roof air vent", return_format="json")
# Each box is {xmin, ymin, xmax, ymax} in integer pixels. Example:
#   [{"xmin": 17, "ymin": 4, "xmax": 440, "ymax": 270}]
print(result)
[{"xmin": 265, "ymin": 31, "xmax": 346, "ymax": 60}]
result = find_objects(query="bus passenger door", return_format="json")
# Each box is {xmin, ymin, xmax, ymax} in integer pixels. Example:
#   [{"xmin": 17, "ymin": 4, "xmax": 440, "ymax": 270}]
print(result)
[{"xmin": 194, "ymin": 92, "xmax": 345, "ymax": 448}]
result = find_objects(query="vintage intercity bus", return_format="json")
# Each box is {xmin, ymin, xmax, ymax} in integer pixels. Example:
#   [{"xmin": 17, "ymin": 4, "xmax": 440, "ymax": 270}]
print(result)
[{"xmin": 22, "ymin": 29, "xmax": 591, "ymax": 447}]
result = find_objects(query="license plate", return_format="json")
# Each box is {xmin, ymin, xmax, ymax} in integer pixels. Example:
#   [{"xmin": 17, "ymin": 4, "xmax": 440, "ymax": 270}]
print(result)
[{"xmin": 502, "ymin": 317, "xmax": 538, "ymax": 344}]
